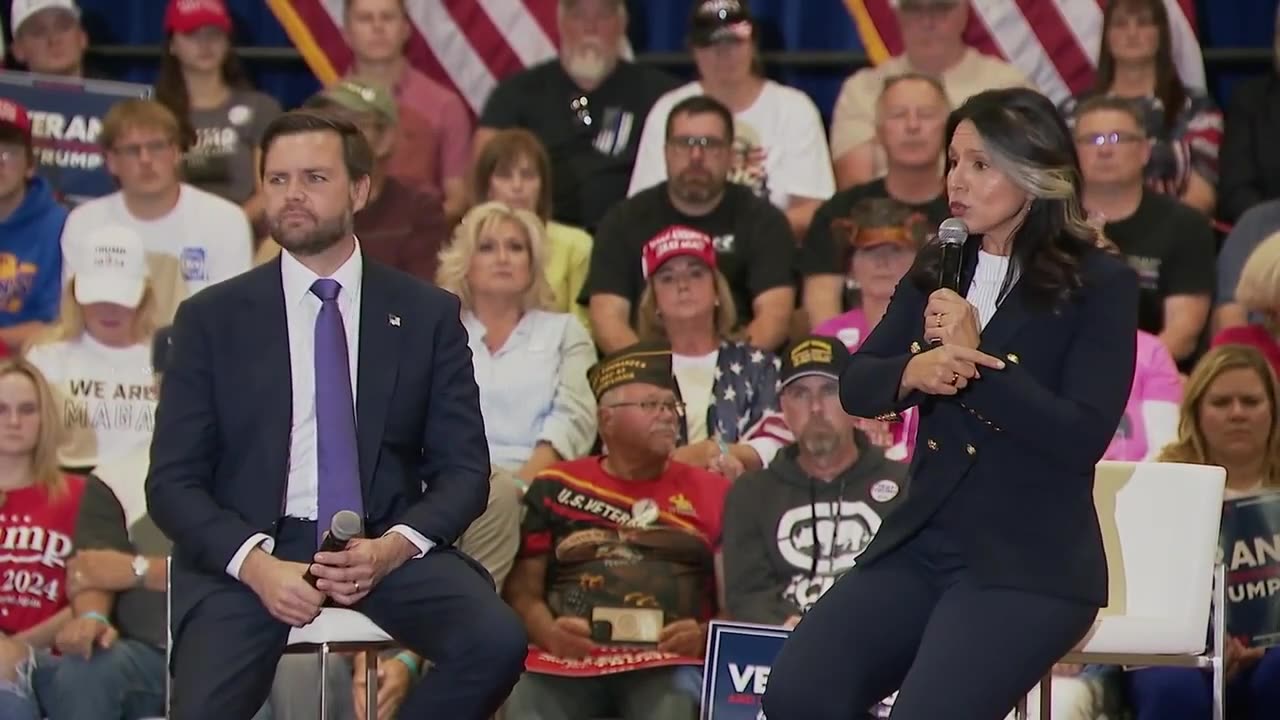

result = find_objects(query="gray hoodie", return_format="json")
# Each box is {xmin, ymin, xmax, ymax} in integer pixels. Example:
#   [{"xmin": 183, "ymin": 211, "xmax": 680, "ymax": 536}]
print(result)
[{"xmin": 722, "ymin": 435, "xmax": 908, "ymax": 624}]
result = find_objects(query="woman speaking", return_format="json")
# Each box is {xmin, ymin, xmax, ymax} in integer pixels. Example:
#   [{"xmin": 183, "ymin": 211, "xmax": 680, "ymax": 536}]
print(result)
[{"xmin": 761, "ymin": 87, "xmax": 1139, "ymax": 719}]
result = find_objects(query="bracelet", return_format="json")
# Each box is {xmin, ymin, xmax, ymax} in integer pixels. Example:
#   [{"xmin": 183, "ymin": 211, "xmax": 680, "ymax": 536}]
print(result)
[
  {"xmin": 81, "ymin": 611, "xmax": 111, "ymax": 626},
  {"xmin": 392, "ymin": 651, "xmax": 421, "ymax": 676}
]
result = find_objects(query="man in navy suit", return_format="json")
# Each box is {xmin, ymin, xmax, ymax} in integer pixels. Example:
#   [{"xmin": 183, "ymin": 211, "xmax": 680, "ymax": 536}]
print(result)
[{"xmin": 145, "ymin": 110, "xmax": 527, "ymax": 720}]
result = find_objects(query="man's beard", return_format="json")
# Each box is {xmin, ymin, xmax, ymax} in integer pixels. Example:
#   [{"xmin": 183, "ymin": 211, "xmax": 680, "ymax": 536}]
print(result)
[
  {"xmin": 563, "ymin": 43, "xmax": 615, "ymax": 85},
  {"xmin": 799, "ymin": 418, "xmax": 842, "ymax": 459},
  {"xmin": 670, "ymin": 168, "xmax": 724, "ymax": 205},
  {"xmin": 270, "ymin": 209, "xmax": 352, "ymax": 257}
]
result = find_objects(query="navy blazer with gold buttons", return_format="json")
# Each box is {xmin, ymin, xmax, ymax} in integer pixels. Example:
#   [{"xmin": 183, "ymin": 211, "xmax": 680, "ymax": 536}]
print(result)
[{"xmin": 840, "ymin": 241, "xmax": 1138, "ymax": 606}]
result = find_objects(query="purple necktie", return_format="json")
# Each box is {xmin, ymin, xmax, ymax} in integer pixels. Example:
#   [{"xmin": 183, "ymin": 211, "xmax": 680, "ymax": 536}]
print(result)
[{"xmin": 312, "ymin": 278, "xmax": 363, "ymax": 545}]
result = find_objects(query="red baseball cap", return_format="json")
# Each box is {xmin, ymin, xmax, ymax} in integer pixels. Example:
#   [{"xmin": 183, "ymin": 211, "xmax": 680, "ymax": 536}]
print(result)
[
  {"xmin": 641, "ymin": 225, "xmax": 718, "ymax": 279},
  {"xmin": 0, "ymin": 98, "xmax": 32, "ymax": 143},
  {"xmin": 164, "ymin": 0, "xmax": 232, "ymax": 34}
]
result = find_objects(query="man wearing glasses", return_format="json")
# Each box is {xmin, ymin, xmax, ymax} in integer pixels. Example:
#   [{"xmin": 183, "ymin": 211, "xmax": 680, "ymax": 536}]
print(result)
[
  {"xmin": 584, "ymin": 94, "xmax": 796, "ymax": 354},
  {"xmin": 502, "ymin": 343, "xmax": 730, "ymax": 720},
  {"xmin": 1076, "ymin": 96, "xmax": 1214, "ymax": 370},
  {"xmin": 59, "ymin": 99, "xmax": 252, "ymax": 300}
]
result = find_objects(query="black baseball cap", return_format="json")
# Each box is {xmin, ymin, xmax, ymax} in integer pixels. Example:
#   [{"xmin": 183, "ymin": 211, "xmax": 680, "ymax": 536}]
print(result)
[
  {"xmin": 689, "ymin": 0, "xmax": 754, "ymax": 47},
  {"xmin": 780, "ymin": 335, "xmax": 852, "ymax": 388}
]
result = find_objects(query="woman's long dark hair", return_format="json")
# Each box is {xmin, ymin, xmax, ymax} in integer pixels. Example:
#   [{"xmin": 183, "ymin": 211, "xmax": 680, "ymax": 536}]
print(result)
[
  {"xmin": 909, "ymin": 87, "xmax": 1098, "ymax": 310},
  {"xmin": 1093, "ymin": 0, "xmax": 1186, "ymax": 133},
  {"xmin": 154, "ymin": 31, "xmax": 252, "ymax": 149}
]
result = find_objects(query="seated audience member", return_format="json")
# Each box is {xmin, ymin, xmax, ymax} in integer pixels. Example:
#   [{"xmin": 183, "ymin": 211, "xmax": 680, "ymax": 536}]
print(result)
[
  {"xmin": 1217, "ymin": 7, "xmax": 1280, "ymax": 224},
  {"xmin": 155, "ymin": 0, "xmax": 281, "ymax": 221},
  {"xmin": 1212, "ymin": 231, "xmax": 1280, "ymax": 375},
  {"xmin": 252, "ymin": 466, "xmax": 523, "ymax": 720},
  {"xmin": 802, "ymin": 74, "xmax": 949, "ymax": 324},
  {"xmin": 437, "ymin": 202, "xmax": 597, "ymax": 483},
  {"xmin": 502, "ymin": 344, "xmax": 730, "ymax": 720},
  {"xmin": 0, "ymin": 359, "xmax": 86, "ymax": 720},
  {"xmin": 628, "ymin": 0, "xmax": 834, "ymax": 239},
  {"xmin": 343, "ymin": 0, "xmax": 472, "ymax": 216},
  {"xmin": 1126, "ymin": 345, "xmax": 1280, "ymax": 720},
  {"xmin": 475, "ymin": 0, "xmax": 679, "ymax": 231},
  {"xmin": 1076, "ymin": 97, "xmax": 1214, "ymax": 369},
  {"xmin": 584, "ymin": 95, "xmax": 796, "ymax": 354},
  {"xmin": 0, "ymin": 98, "xmax": 65, "ymax": 350},
  {"xmin": 26, "ymin": 225, "xmax": 159, "ymax": 472},
  {"xmin": 60, "ymin": 99, "xmax": 252, "ymax": 299},
  {"xmin": 1104, "ymin": 330, "xmax": 1181, "ymax": 461},
  {"xmin": 1060, "ymin": 0, "xmax": 1221, "ymax": 215},
  {"xmin": 6, "ymin": 0, "xmax": 106, "ymax": 79},
  {"xmin": 256, "ymin": 81, "xmax": 449, "ymax": 283},
  {"xmin": 0, "ymin": 331, "xmax": 173, "ymax": 720},
  {"xmin": 470, "ymin": 128, "xmax": 593, "ymax": 326},
  {"xmin": 1215, "ymin": 205, "xmax": 1280, "ymax": 332},
  {"xmin": 634, "ymin": 227, "xmax": 780, "ymax": 476},
  {"xmin": 828, "ymin": 0, "xmax": 1028, "ymax": 189}
]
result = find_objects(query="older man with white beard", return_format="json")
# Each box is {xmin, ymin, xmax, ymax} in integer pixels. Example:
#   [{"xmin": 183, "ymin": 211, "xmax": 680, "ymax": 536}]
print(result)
[{"xmin": 474, "ymin": 0, "xmax": 679, "ymax": 231}]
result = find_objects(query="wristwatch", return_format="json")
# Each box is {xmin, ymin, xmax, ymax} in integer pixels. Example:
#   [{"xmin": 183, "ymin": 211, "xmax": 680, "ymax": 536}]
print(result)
[{"xmin": 131, "ymin": 555, "xmax": 150, "ymax": 587}]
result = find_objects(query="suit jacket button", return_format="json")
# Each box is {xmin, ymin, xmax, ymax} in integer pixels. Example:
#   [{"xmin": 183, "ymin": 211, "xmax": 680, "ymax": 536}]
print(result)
[
  {"xmin": 910, "ymin": 341, "xmax": 922, "ymax": 354},
  {"xmin": 927, "ymin": 439, "xmax": 939, "ymax": 451},
  {"xmin": 966, "ymin": 444, "xmax": 977, "ymax": 456},
  {"xmin": 1006, "ymin": 352, "xmax": 1020, "ymax": 364}
]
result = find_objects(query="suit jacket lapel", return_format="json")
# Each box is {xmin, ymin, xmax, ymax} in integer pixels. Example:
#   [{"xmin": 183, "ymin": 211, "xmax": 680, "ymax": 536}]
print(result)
[
  {"xmin": 356, "ymin": 264, "xmax": 401, "ymax": 493},
  {"xmin": 246, "ymin": 258, "xmax": 293, "ymax": 515}
]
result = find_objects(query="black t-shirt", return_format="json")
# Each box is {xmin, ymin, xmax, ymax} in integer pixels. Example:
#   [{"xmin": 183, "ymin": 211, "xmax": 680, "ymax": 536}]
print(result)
[
  {"xmin": 798, "ymin": 178, "xmax": 949, "ymax": 276},
  {"xmin": 582, "ymin": 183, "xmax": 797, "ymax": 326},
  {"xmin": 1104, "ymin": 191, "xmax": 1215, "ymax": 335},
  {"xmin": 479, "ymin": 60, "xmax": 680, "ymax": 231}
]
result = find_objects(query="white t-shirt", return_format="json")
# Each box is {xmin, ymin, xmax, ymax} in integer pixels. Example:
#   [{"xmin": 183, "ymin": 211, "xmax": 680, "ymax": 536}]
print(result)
[
  {"xmin": 673, "ymin": 350, "xmax": 720, "ymax": 444},
  {"xmin": 61, "ymin": 184, "xmax": 253, "ymax": 295},
  {"xmin": 25, "ymin": 334, "xmax": 156, "ymax": 468},
  {"xmin": 627, "ymin": 80, "xmax": 836, "ymax": 210}
]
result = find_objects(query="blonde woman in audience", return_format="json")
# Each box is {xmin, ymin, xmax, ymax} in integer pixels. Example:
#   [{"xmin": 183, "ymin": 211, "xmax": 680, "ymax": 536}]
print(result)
[
  {"xmin": 634, "ymin": 227, "xmax": 780, "ymax": 479},
  {"xmin": 470, "ymin": 128, "xmax": 593, "ymax": 327},
  {"xmin": 0, "ymin": 359, "xmax": 87, "ymax": 720},
  {"xmin": 1123, "ymin": 345, "xmax": 1280, "ymax": 720},
  {"xmin": 1213, "ymin": 230, "xmax": 1280, "ymax": 376},
  {"xmin": 26, "ymin": 226, "xmax": 159, "ymax": 474},
  {"xmin": 437, "ymin": 202, "xmax": 597, "ymax": 486}
]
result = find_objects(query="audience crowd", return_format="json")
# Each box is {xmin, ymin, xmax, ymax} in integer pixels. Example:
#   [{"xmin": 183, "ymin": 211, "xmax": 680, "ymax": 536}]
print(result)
[{"xmin": 0, "ymin": 0, "xmax": 1277, "ymax": 718}]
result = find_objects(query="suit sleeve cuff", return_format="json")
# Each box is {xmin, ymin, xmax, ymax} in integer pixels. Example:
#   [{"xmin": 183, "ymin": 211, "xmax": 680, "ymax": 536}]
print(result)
[
  {"xmin": 386, "ymin": 525, "xmax": 435, "ymax": 559},
  {"xmin": 226, "ymin": 533, "xmax": 274, "ymax": 580}
]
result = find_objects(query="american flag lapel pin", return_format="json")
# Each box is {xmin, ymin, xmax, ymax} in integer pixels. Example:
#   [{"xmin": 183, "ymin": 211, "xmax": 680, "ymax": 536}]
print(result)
[{"xmin": 388, "ymin": 313, "xmax": 401, "ymax": 327}]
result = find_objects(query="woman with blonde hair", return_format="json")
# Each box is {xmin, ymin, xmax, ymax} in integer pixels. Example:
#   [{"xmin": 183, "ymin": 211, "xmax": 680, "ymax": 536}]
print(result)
[
  {"xmin": 0, "ymin": 358, "xmax": 88, "ymax": 720},
  {"xmin": 633, "ymin": 227, "xmax": 780, "ymax": 479},
  {"xmin": 25, "ymin": 225, "xmax": 160, "ymax": 473},
  {"xmin": 1213, "ymin": 230, "xmax": 1280, "ymax": 375},
  {"xmin": 437, "ymin": 202, "xmax": 597, "ymax": 484},
  {"xmin": 1123, "ymin": 345, "xmax": 1280, "ymax": 719}
]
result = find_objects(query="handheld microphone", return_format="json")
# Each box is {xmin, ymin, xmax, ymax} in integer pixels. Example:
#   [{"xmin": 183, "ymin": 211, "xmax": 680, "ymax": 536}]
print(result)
[
  {"xmin": 930, "ymin": 218, "xmax": 969, "ymax": 346},
  {"xmin": 303, "ymin": 509, "xmax": 364, "ymax": 588}
]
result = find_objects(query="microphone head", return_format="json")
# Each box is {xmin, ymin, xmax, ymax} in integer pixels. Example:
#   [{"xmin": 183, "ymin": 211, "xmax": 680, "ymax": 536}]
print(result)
[
  {"xmin": 330, "ymin": 509, "xmax": 364, "ymax": 542},
  {"xmin": 938, "ymin": 218, "xmax": 969, "ymax": 247}
]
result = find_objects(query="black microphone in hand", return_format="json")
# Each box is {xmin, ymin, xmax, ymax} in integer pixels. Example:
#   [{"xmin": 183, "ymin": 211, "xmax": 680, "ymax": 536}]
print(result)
[
  {"xmin": 930, "ymin": 218, "xmax": 969, "ymax": 346},
  {"xmin": 303, "ymin": 509, "xmax": 364, "ymax": 588}
]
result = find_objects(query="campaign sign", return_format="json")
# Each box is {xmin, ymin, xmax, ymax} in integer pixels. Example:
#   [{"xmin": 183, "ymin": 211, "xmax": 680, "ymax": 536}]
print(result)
[
  {"xmin": 1221, "ymin": 492, "xmax": 1280, "ymax": 648},
  {"xmin": 700, "ymin": 621, "xmax": 789, "ymax": 720},
  {"xmin": 0, "ymin": 71, "xmax": 151, "ymax": 202}
]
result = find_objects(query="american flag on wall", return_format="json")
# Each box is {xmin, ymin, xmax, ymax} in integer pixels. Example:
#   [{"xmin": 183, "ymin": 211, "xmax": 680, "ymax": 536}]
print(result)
[
  {"xmin": 266, "ymin": 0, "xmax": 562, "ymax": 114},
  {"xmin": 845, "ymin": 0, "xmax": 1206, "ymax": 105}
]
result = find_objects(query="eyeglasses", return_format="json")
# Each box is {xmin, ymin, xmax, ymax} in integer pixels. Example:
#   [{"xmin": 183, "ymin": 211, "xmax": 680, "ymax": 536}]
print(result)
[
  {"xmin": 0, "ymin": 148, "xmax": 25, "ymax": 166},
  {"xmin": 666, "ymin": 135, "xmax": 730, "ymax": 155},
  {"xmin": 110, "ymin": 139, "xmax": 175, "ymax": 160},
  {"xmin": 1075, "ymin": 132, "xmax": 1144, "ymax": 147},
  {"xmin": 570, "ymin": 95, "xmax": 593, "ymax": 128},
  {"xmin": 604, "ymin": 399, "xmax": 686, "ymax": 416}
]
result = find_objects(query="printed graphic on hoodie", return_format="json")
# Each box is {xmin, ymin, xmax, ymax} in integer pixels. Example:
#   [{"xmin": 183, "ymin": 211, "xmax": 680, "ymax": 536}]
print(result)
[{"xmin": 777, "ymin": 499, "xmax": 886, "ymax": 612}]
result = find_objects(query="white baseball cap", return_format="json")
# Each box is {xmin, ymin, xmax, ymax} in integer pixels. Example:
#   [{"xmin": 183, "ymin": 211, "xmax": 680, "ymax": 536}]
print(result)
[
  {"xmin": 10, "ymin": 0, "xmax": 81, "ymax": 35},
  {"xmin": 68, "ymin": 225, "xmax": 148, "ymax": 308}
]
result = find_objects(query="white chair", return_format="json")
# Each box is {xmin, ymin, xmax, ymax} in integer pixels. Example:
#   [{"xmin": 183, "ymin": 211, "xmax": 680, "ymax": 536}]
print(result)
[{"xmin": 1014, "ymin": 461, "xmax": 1228, "ymax": 720}]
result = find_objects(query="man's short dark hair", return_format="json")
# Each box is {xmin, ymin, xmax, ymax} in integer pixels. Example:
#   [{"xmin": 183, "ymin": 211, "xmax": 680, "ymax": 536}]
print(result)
[
  {"xmin": 1072, "ymin": 96, "xmax": 1148, "ymax": 137},
  {"xmin": 258, "ymin": 110, "xmax": 374, "ymax": 181},
  {"xmin": 664, "ymin": 95, "xmax": 734, "ymax": 142}
]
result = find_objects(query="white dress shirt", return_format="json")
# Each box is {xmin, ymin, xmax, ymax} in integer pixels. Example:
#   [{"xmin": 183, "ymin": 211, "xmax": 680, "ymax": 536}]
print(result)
[{"xmin": 226, "ymin": 243, "xmax": 433, "ymax": 579}]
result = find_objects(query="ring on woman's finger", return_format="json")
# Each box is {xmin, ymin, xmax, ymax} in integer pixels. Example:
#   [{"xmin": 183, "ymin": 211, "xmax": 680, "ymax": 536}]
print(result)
[
  {"xmin": 936, "ymin": 314, "xmax": 944, "ymax": 328},
  {"xmin": 949, "ymin": 371, "xmax": 960, "ymax": 385}
]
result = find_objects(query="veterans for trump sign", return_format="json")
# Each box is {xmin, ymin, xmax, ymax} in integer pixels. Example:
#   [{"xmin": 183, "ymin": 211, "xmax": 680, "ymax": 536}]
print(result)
[{"xmin": 1220, "ymin": 492, "xmax": 1280, "ymax": 648}]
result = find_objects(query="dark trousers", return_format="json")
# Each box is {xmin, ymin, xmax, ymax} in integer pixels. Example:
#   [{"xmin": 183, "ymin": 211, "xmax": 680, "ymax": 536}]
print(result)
[
  {"xmin": 170, "ymin": 519, "xmax": 527, "ymax": 720},
  {"xmin": 761, "ymin": 528, "xmax": 1098, "ymax": 720}
]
